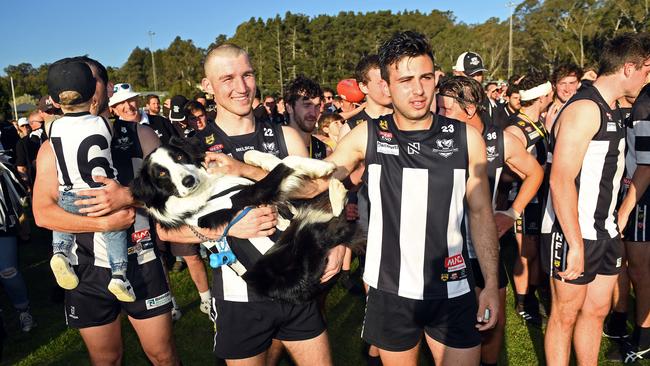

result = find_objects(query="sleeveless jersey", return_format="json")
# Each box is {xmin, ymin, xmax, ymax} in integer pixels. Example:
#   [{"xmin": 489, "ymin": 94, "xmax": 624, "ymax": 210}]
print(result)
[
  {"xmin": 346, "ymin": 110, "xmax": 372, "ymax": 131},
  {"xmin": 508, "ymin": 112, "xmax": 548, "ymax": 166},
  {"xmin": 69, "ymin": 120, "xmax": 158, "ymax": 268},
  {"xmin": 205, "ymin": 121, "xmax": 289, "ymax": 302},
  {"xmin": 310, "ymin": 135, "xmax": 328, "ymax": 160},
  {"xmin": 467, "ymin": 124, "xmax": 505, "ymax": 259},
  {"xmin": 49, "ymin": 112, "xmax": 117, "ymax": 191},
  {"xmin": 193, "ymin": 119, "xmax": 287, "ymax": 160},
  {"xmin": 362, "ymin": 114, "xmax": 473, "ymax": 300},
  {"xmin": 541, "ymin": 84, "xmax": 626, "ymax": 240}
]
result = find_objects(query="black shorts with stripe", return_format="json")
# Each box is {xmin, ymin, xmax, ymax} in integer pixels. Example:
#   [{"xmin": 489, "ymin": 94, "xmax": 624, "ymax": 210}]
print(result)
[
  {"xmin": 514, "ymin": 202, "xmax": 542, "ymax": 235},
  {"xmin": 211, "ymin": 298, "xmax": 326, "ymax": 360},
  {"xmin": 362, "ymin": 288, "xmax": 481, "ymax": 351},
  {"xmin": 64, "ymin": 259, "xmax": 171, "ymax": 328},
  {"xmin": 540, "ymin": 231, "xmax": 623, "ymax": 285}
]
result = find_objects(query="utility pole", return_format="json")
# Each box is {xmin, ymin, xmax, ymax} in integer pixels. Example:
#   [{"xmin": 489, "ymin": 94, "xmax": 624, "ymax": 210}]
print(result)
[
  {"xmin": 507, "ymin": 1, "xmax": 516, "ymax": 79},
  {"xmin": 148, "ymin": 31, "xmax": 158, "ymax": 91},
  {"xmin": 10, "ymin": 77, "xmax": 17, "ymax": 120}
]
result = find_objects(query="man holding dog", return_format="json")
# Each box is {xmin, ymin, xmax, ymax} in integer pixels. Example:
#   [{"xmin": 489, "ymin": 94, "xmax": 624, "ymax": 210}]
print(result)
[{"xmin": 157, "ymin": 43, "xmax": 345, "ymax": 366}]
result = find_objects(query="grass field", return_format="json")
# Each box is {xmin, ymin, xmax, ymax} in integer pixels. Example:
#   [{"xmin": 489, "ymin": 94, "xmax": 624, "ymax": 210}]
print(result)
[{"xmin": 1, "ymin": 226, "xmax": 649, "ymax": 365}]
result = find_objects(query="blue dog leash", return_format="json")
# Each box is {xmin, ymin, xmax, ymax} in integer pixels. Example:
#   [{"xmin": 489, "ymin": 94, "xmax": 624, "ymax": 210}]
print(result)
[{"xmin": 208, "ymin": 206, "xmax": 254, "ymax": 269}]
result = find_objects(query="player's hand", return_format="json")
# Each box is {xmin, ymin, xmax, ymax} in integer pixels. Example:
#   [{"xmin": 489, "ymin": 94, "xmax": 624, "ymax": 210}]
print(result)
[
  {"xmin": 204, "ymin": 153, "xmax": 246, "ymax": 176},
  {"xmin": 101, "ymin": 207, "xmax": 135, "ymax": 231},
  {"xmin": 320, "ymin": 244, "xmax": 346, "ymax": 283},
  {"xmin": 617, "ymin": 209, "xmax": 630, "ymax": 237},
  {"xmin": 345, "ymin": 203, "xmax": 359, "ymax": 221},
  {"xmin": 76, "ymin": 176, "xmax": 133, "ymax": 216},
  {"xmin": 229, "ymin": 205, "xmax": 278, "ymax": 239},
  {"xmin": 476, "ymin": 285, "xmax": 499, "ymax": 331},
  {"xmin": 493, "ymin": 212, "xmax": 515, "ymax": 238},
  {"xmin": 558, "ymin": 244, "xmax": 584, "ymax": 281}
]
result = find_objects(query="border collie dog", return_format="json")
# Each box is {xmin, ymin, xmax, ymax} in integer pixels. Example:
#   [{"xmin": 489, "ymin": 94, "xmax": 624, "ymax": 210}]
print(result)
[{"xmin": 131, "ymin": 138, "xmax": 357, "ymax": 303}]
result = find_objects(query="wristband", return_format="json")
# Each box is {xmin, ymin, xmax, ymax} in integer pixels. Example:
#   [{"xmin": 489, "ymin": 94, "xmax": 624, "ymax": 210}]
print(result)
[{"xmin": 497, "ymin": 207, "xmax": 521, "ymax": 220}]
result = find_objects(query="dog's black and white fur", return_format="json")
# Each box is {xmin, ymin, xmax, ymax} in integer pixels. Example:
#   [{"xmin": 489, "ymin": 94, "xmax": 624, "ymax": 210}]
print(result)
[{"xmin": 131, "ymin": 138, "xmax": 357, "ymax": 303}]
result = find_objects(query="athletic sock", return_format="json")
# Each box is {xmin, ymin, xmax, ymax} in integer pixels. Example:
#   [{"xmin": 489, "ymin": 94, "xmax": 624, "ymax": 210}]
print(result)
[
  {"xmin": 611, "ymin": 311, "xmax": 628, "ymax": 324},
  {"xmin": 367, "ymin": 355, "xmax": 381, "ymax": 366},
  {"xmin": 637, "ymin": 326, "xmax": 650, "ymax": 350},
  {"xmin": 515, "ymin": 293, "xmax": 526, "ymax": 311},
  {"xmin": 199, "ymin": 290, "xmax": 211, "ymax": 303}
]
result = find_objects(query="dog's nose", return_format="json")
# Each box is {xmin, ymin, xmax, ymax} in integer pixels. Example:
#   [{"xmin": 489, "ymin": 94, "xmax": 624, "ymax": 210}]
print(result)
[{"xmin": 182, "ymin": 175, "xmax": 196, "ymax": 188}]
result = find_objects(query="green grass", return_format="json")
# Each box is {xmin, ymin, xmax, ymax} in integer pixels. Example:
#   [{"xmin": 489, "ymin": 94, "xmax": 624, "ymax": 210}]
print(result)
[{"xmin": 2, "ymin": 227, "xmax": 649, "ymax": 365}]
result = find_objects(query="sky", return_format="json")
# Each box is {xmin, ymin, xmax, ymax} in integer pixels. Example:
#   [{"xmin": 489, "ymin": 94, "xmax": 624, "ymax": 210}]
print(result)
[{"xmin": 0, "ymin": 0, "xmax": 513, "ymax": 74}]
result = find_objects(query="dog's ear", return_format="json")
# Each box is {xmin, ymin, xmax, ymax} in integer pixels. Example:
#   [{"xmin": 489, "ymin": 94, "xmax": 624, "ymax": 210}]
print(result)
[
  {"xmin": 130, "ymin": 165, "xmax": 156, "ymax": 206},
  {"xmin": 184, "ymin": 137, "xmax": 206, "ymax": 163},
  {"xmin": 168, "ymin": 136, "xmax": 186, "ymax": 149}
]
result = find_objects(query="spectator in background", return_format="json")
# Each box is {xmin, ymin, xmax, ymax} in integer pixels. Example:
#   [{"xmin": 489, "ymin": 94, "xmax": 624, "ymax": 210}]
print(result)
[
  {"xmin": 502, "ymin": 85, "xmax": 521, "ymax": 118},
  {"xmin": 205, "ymin": 99, "xmax": 217, "ymax": 121},
  {"xmin": 315, "ymin": 113, "xmax": 344, "ymax": 151},
  {"xmin": 322, "ymin": 87, "xmax": 336, "ymax": 114},
  {"xmin": 145, "ymin": 94, "xmax": 180, "ymax": 145},
  {"xmin": 263, "ymin": 95, "xmax": 284, "ymax": 125},
  {"xmin": 16, "ymin": 118, "xmax": 30, "ymax": 139},
  {"xmin": 184, "ymin": 100, "xmax": 209, "ymax": 131},
  {"xmin": 168, "ymin": 95, "xmax": 195, "ymax": 138},
  {"xmin": 545, "ymin": 63, "xmax": 583, "ymax": 131},
  {"xmin": 252, "ymin": 87, "xmax": 269, "ymax": 123},
  {"xmin": 15, "ymin": 113, "xmax": 41, "ymax": 191}
]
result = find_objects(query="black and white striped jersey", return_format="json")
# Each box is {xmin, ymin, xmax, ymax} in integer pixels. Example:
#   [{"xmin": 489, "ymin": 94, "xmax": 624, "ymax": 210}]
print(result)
[
  {"xmin": 362, "ymin": 114, "xmax": 474, "ymax": 300},
  {"xmin": 207, "ymin": 121, "xmax": 289, "ymax": 302},
  {"xmin": 541, "ymin": 84, "xmax": 626, "ymax": 240},
  {"xmin": 467, "ymin": 124, "xmax": 505, "ymax": 259},
  {"xmin": 71, "ymin": 120, "xmax": 158, "ymax": 268},
  {"xmin": 625, "ymin": 84, "xmax": 650, "ymax": 180},
  {"xmin": 49, "ymin": 112, "xmax": 117, "ymax": 191}
]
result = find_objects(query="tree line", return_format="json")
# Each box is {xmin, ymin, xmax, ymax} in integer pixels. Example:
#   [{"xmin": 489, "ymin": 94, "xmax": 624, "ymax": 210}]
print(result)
[{"xmin": 1, "ymin": 0, "xmax": 647, "ymax": 120}]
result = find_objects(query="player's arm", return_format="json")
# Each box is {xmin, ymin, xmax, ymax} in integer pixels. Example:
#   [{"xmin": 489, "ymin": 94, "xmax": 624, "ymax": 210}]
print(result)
[
  {"xmin": 494, "ymin": 131, "xmax": 544, "ymax": 236},
  {"xmin": 32, "ymin": 142, "xmax": 135, "ymax": 233},
  {"xmin": 465, "ymin": 125, "xmax": 499, "ymax": 330},
  {"xmin": 549, "ymin": 100, "xmax": 600, "ymax": 280},
  {"xmin": 618, "ymin": 119, "xmax": 650, "ymax": 233}
]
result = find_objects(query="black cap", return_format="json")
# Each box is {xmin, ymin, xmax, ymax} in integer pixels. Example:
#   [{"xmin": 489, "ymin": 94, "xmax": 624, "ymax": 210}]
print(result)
[
  {"xmin": 47, "ymin": 61, "xmax": 96, "ymax": 104},
  {"xmin": 169, "ymin": 95, "xmax": 188, "ymax": 122},
  {"xmin": 454, "ymin": 52, "xmax": 488, "ymax": 76}
]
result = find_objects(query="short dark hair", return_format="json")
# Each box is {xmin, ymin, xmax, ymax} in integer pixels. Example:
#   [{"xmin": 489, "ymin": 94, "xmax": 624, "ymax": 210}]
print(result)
[
  {"xmin": 378, "ymin": 31, "xmax": 434, "ymax": 84},
  {"xmin": 438, "ymin": 76, "xmax": 486, "ymax": 112},
  {"xmin": 194, "ymin": 93, "xmax": 206, "ymax": 101},
  {"xmin": 184, "ymin": 100, "xmax": 206, "ymax": 114},
  {"xmin": 599, "ymin": 33, "xmax": 650, "ymax": 76},
  {"xmin": 146, "ymin": 94, "xmax": 160, "ymax": 104},
  {"xmin": 355, "ymin": 54, "xmax": 381, "ymax": 84},
  {"xmin": 506, "ymin": 85, "xmax": 519, "ymax": 97},
  {"xmin": 552, "ymin": 63, "xmax": 583, "ymax": 85},
  {"xmin": 484, "ymin": 81, "xmax": 498, "ymax": 91},
  {"xmin": 322, "ymin": 87, "xmax": 335, "ymax": 96},
  {"xmin": 284, "ymin": 75, "xmax": 323, "ymax": 107}
]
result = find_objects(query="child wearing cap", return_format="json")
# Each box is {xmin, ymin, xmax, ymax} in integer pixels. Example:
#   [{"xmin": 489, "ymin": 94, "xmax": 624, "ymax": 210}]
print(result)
[{"xmin": 46, "ymin": 60, "xmax": 135, "ymax": 302}]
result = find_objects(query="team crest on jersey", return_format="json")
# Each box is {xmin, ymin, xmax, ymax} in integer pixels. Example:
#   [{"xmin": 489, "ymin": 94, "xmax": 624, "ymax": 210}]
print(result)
[
  {"xmin": 154, "ymin": 129, "xmax": 163, "ymax": 138},
  {"xmin": 377, "ymin": 141, "xmax": 399, "ymax": 156},
  {"xmin": 379, "ymin": 120, "xmax": 389, "ymax": 131},
  {"xmin": 114, "ymin": 135, "xmax": 132, "ymax": 151},
  {"xmin": 433, "ymin": 139, "xmax": 458, "ymax": 158},
  {"xmin": 262, "ymin": 142, "xmax": 279, "ymax": 155},
  {"xmin": 517, "ymin": 121, "xmax": 526, "ymax": 127},
  {"xmin": 205, "ymin": 134, "xmax": 215, "ymax": 145},
  {"xmin": 486, "ymin": 145, "xmax": 499, "ymax": 162},
  {"xmin": 378, "ymin": 131, "xmax": 393, "ymax": 142},
  {"xmin": 121, "ymin": 127, "xmax": 127, "ymax": 133}
]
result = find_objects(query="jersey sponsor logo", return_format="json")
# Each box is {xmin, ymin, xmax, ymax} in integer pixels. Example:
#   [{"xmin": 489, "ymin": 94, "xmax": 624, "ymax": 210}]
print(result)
[
  {"xmin": 378, "ymin": 131, "xmax": 393, "ymax": 142},
  {"xmin": 486, "ymin": 145, "xmax": 499, "ymax": 162},
  {"xmin": 407, "ymin": 142, "xmax": 420, "ymax": 155},
  {"xmin": 517, "ymin": 121, "xmax": 526, "ymax": 127},
  {"xmin": 379, "ymin": 120, "xmax": 389, "ymax": 131},
  {"xmin": 145, "ymin": 291, "xmax": 172, "ymax": 310},
  {"xmin": 208, "ymin": 144, "xmax": 224, "ymax": 152},
  {"xmin": 607, "ymin": 122, "xmax": 617, "ymax": 132},
  {"xmin": 444, "ymin": 253, "xmax": 466, "ymax": 271},
  {"xmin": 121, "ymin": 127, "xmax": 127, "ymax": 133},
  {"xmin": 440, "ymin": 268, "xmax": 467, "ymax": 282},
  {"xmin": 433, "ymin": 139, "xmax": 458, "ymax": 158},
  {"xmin": 616, "ymin": 257, "xmax": 622, "ymax": 268},
  {"xmin": 205, "ymin": 134, "xmax": 215, "ymax": 145},
  {"xmin": 131, "ymin": 229, "xmax": 151, "ymax": 243},
  {"xmin": 377, "ymin": 141, "xmax": 399, "ymax": 156},
  {"xmin": 235, "ymin": 145, "xmax": 255, "ymax": 153}
]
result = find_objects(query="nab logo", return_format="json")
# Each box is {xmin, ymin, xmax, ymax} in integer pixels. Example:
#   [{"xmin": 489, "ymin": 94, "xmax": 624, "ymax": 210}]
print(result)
[{"xmin": 407, "ymin": 142, "xmax": 420, "ymax": 155}]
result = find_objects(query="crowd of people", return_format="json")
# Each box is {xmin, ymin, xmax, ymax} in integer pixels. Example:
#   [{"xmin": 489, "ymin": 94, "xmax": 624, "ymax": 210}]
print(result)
[{"xmin": 1, "ymin": 29, "xmax": 650, "ymax": 366}]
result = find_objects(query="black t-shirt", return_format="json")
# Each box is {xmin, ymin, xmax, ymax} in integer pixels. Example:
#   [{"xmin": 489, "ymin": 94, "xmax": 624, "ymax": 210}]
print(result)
[
  {"xmin": 146, "ymin": 114, "xmax": 179, "ymax": 145},
  {"xmin": 253, "ymin": 105, "xmax": 270, "ymax": 124},
  {"xmin": 14, "ymin": 136, "xmax": 40, "ymax": 187}
]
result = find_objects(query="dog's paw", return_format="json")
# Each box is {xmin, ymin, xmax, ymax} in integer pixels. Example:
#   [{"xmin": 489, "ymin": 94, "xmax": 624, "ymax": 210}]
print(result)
[
  {"xmin": 276, "ymin": 215, "xmax": 291, "ymax": 231},
  {"xmin": 282, "ymin": 156, "xmax": 336, "ymax": 178},
  {"xmin": 328, "ymin": 179, "xmax": 347, "ymax": 217},
  {"xmin": 244, "ymin": 150, "xmax": 282, "ymax": 172}
]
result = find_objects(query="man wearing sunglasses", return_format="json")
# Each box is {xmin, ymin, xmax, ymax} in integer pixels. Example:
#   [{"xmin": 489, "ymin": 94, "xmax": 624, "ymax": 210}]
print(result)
[{"xmin": 437, "ymin": 76, "xmax": 543, "ymax": 366}]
